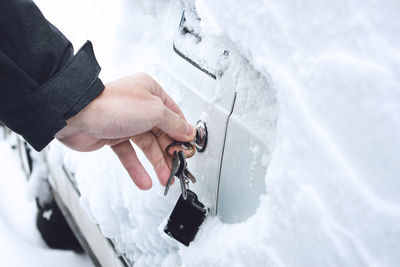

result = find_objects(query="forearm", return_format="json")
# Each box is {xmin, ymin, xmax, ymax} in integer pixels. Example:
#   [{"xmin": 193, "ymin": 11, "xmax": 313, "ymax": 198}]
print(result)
[{"xmin": 0, "ymin": 0, "xmax": 104, "ymax": 151}]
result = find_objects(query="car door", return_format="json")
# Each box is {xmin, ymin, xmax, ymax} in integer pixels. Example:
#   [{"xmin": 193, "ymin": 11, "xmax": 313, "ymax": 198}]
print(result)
[
  {"xmin": 158, "ymin": 9, "xmax": 237, "ymax": 216},
  {"xmin": 159, "ymin": 9, "xmax": 277, "ymax": 222}
]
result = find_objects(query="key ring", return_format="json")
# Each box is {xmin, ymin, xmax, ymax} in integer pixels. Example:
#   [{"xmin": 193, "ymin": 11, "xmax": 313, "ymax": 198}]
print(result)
[{"xmin": 166, "ymin": 142, "xmax": 196, "ymax": 158}]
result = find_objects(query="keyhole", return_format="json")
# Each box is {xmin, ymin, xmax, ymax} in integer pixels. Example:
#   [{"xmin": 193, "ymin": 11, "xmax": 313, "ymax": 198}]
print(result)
[{"xmin": 195, "ymin": 120, "xmax": 207, "ymax": 152}]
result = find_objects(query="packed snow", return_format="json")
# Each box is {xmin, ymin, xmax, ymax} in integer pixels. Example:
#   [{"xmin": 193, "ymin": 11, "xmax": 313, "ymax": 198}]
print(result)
[
  {"xmin": 30, "ymin": 0, "xmax": 400, "ymax": 266},
  {"xmin": 0, "ymin": 134, "xmax": 93, "ymax": 267}
]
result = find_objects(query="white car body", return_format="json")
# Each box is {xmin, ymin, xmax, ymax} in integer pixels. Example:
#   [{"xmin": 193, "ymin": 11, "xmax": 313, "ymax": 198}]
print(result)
[
  {"xmin": 12, "ymin": 0, "xmax": 400, "ymax": 266},
  {"xmin": 15, "ymin": 2, "xmax": 276, "ymax": 266}
]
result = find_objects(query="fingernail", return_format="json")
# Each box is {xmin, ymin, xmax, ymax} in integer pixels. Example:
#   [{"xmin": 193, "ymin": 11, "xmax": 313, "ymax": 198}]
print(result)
[{"xmin": 186, "ymin": 123, "xmax": 195, "ymax": 138}]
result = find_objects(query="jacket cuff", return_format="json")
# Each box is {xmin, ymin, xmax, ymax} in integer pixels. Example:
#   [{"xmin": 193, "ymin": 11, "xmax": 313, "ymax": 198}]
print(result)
[{"xmin": 23, "ymin": 41, "xmax": 105, "ymax": 151}]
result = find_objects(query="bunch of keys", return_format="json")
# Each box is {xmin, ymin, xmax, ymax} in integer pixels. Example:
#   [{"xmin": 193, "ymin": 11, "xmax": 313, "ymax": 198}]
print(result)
[
  {"xmin": 164, "ymin": 147, "xmax": 195, "ymax": 199},
  {"xmin": 163, "ymin": 142, "xmax": 207, "ymax": 246}
]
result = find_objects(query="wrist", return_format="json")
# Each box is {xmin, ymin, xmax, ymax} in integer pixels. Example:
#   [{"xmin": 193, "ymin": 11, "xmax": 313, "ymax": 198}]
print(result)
[{"xmin": 55, "ymin": 89, "xmax": 105, "ymax": 140}]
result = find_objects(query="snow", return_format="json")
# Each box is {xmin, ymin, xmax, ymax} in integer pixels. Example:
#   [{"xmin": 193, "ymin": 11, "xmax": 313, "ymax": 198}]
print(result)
[
  {"xmin": 31, "ymin": 0, "xmax": 400, "ymax": 266},
  {"xmin": 0, "ymin": 135, "xmax": 93, "ymax": 267},
  {"xmin": 194, "ymin": 1, "xmax": 400, "ymax": 266}
]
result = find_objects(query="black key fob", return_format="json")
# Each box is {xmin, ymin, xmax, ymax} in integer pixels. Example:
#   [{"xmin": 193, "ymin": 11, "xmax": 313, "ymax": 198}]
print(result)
[{"xmin": 164, "ymin": 190, "xmax": 207, "ymax": 246}]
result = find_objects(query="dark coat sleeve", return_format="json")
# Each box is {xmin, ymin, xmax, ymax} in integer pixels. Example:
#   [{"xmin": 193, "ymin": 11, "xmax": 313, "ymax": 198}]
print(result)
[{"xmin": 0, "ymin": 0, "xmax": 105, "ymax": 151}]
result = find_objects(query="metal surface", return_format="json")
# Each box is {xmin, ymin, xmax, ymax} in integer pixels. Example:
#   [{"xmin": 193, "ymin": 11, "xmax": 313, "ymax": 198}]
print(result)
[
  {"xmin": 173, "ymin": 11, "xmax": 223, "ymax": 79},
  {"xmin": 165, "ymin": 142, "xmax": 196, "ymax": 158},
  {"xmin": 195, "ymin": 120, "xmax": 208, "ymax": 152},
  {"xmin": 217, "ymin": 120, "xmax": 269, "ymax": 223},
  {"xmin": 164, "ymin": 151, "xmax": 181, "ymax": 196},
  {"xmin": 216, "ymin": 65, "xmax": 276, "ymax": 223},
  {"xmin": 173, "ymin": 44, "xmax": 217, "ymax": 79}
]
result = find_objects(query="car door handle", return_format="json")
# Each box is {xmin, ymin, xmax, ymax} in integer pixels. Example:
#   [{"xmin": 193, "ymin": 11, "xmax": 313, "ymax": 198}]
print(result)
[{"xmin": 173, "ymin": 10, "xmax": 229, "ymax": 80}]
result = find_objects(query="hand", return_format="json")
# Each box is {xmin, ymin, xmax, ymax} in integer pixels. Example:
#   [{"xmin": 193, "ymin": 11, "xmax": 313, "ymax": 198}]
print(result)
[{"xmin": 55, "ymin": 73, "xmax": 196, "ymax": 190}]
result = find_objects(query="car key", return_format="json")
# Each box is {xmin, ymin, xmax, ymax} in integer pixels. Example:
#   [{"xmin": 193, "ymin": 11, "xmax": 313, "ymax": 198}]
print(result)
[
  {"xmin": 184, "ymin": 168, "xmax": 196, "ymax": 183},
  {"xmin": 164, "ymin": 189, "xmax": 207, "ymax": 246},
  {"xmin": 165, "ymin": 150, "xmax": 188, "ymax": 197},
  {"xmin": 176, "ymin": 150, "xmax": 188, "ymax": 200},
  {"xmin": 164, "ymin": 151, "xmax": 181, "ymax": 196},
  {"xmin": 163, "ymin": 144, "xmax": 207, "ymax": 246}
]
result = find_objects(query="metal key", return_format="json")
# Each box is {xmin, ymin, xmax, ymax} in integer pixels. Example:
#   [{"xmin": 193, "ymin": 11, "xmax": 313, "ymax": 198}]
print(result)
[
  {"xmin": 164, "ymin": 151, "xmax": 181, "ymax": 196},
  {"xmin": 164, "ymin": 149, "xmax": 197, "ymax": 200},
  {"xmin": 184, "ymin": 168, "xmax": 196, "ymax": 183},
  {"xmin": 176, "ymin": 151, "xmax": 189, "ymax": 199}
]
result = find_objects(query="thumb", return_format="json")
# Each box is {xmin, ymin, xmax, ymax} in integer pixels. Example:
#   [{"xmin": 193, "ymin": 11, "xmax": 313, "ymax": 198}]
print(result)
[{"xmin": 156, "ymin": 107, "xmax": 196, "ymax": 141}]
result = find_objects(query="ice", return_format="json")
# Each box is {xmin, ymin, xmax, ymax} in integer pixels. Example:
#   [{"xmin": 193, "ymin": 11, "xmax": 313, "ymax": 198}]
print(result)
[{"xmin": 33, "ymin": 0, "xmax": 400, "ymax": 266}]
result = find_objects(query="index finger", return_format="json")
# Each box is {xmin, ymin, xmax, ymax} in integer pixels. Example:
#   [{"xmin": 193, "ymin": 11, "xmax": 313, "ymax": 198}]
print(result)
[
  {"xmin": 156, "ymin": 106, "xmax": 196, "ymax": 142},
  {"xmin": 150, "ymin": 79, "xmax": 186, "ymax": 120}
]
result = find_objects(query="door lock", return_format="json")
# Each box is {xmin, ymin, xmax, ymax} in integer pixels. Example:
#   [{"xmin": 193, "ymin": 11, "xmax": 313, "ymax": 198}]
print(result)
[{"xmin": 195, "ymin": 120, "xmax": 207, "ymax": 152}]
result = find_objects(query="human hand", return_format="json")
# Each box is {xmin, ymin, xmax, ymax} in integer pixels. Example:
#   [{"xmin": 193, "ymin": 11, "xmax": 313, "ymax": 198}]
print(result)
[{"xmin": 55, "ymin": 73, "xmax": 196, "ymax": 190}]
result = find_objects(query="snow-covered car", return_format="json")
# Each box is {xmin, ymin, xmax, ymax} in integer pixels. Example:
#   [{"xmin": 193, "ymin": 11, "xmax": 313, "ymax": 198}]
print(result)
[
  {"xmin": 14, "ymin": 0, "xmax": 400, "ymax": 266},
  {"xmin": 16, "ymin": 2, "xmax": 276, "ymax": 266}
]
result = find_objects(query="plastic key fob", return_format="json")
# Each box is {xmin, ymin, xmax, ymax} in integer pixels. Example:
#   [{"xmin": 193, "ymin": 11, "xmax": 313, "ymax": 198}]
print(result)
[{"xmin": 164, "ymin": 190, "xmax": 207, "ymax": 246}]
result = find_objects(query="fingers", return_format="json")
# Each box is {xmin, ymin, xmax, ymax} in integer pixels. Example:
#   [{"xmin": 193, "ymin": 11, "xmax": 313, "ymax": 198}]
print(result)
[
  {"xmin": 163, "ymin": 94, "xmax": 186, "ymax": 120},
  {"xmin": 151, "ymin": 128, "xmax": 175, "ymax": 169},
  {"xmin": 147, "ymin": 75, "xmax": 186, "ymax": 120},
  {"xmin": 156, "ymin": 106, "xmax": 196, "ymax": 142},
  {"xmin": 111, "ymin": 140, "xmax": 152, "ymax": 190},
  {"xmin": 131, "ymin": 132, "xmax": 171, "ymax": 186},
  {"xmin": 146, "ymin": 75, "xmax": 195, "ymax": 141}
]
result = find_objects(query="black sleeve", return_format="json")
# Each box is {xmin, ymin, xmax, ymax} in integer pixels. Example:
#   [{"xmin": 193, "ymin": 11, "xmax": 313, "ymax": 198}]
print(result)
[{"xmin": 0, "ymin": 0, "xmax": 105, "ymax": 151}]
